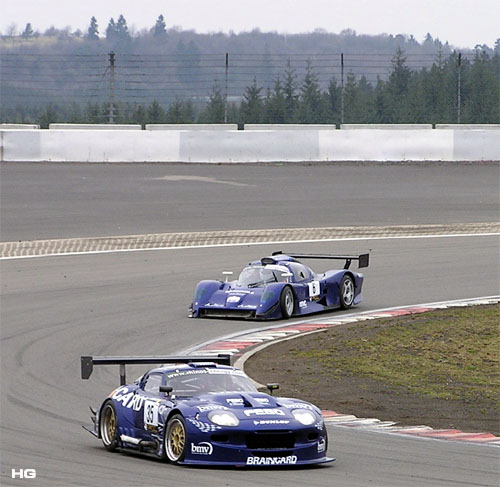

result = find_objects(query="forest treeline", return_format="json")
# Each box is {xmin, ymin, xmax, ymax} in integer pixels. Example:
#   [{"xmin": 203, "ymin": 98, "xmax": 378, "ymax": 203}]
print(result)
[
  {"xmin": 1, "ymin": 16, "xmax": 499, "ymax": 125},
  {"xmin": 5, "ymin": 48, "xmax": 499, "ymax": 127}
]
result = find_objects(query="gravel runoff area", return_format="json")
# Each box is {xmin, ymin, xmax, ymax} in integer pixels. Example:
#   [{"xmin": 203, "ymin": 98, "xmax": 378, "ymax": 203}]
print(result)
[{"xmin": 245, "ymin": 304, "xmax": 499, "ymax": 435}]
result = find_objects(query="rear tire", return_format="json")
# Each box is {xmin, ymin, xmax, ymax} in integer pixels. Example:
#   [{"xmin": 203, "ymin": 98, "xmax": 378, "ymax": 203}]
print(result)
[
  {"xmin": 280, "ymin": 286, "xmax": 295, "ymax": 319},
  {"xmin": 99, "ymin": 401, "xmax": 119, "ymax": 452},
  {"xmin": 339, "ymin": 275, "xmax": 355, "ymax": 309}
]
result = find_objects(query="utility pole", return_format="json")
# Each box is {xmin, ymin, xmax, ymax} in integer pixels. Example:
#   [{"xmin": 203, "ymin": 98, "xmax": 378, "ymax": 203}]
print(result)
[
  {"xmin": 340, "ymin": 53, "xmax": 345, "ymax": 125},
  {"xmin": 224, "ymin": 52, "xmax": 229, "ymax": 124},
  {"xmin": 457, "ymin": 52, "xmax": 462, "ymax": 124},
  {"xmin": 108, "ymin": 51, "xmax": 115, "ymax": 124}
]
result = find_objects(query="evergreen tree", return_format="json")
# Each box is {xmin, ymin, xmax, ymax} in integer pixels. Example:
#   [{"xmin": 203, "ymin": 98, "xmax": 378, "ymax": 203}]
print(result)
[
  {"xmin": 153, "ymin": 15, "xmax": 167, "ymax": 38},
  {"xmin": 240, "ymin": 78, "xmax": 263, "ymax": 123},
  {"xmin": 342, "ymin": 73, "xmax": 358, "ymax": 122},
  {"xmin": 134, "ymin": 105, "xmax": 147, "ymax": 127},
  {"xmin": 374, "ymin": 77, "xmax": 390, "ymax": 123},
  {"xmin": 87, "ymin": 17, "xmax": 99, "ymax": 40},
  {"xmin": 166, "ymin": 99, "xmax": 194, "ymax": 123},
  {"xmin": 264, "ymin": 76, "xmax": 287, "ymax": 123},
  {"xmin": 298, "ymin": 59, "xmax": 323, "ymax": 123},
  {"xmin": 116, "ymin": 15, "xmax": 131, "ymax": 41},
  {"xmin": 407, "ymin": 70, "xmax": 428, "ymax": 122},
  {"xmin": 199, "ymin": 83, "xmax": 225, "ymax": 123},
  {"xmin": 147, "ymin": 100, "xmax": 165, "ymax": 123},
  {"xmin": 38, "ymin": 104, "xmax": 58, "ymax": 128},
  {"xmin": 324, "ymin": 76, "xmax": 341, "ymax": 124},
  {"xmin": 424, "ymin": 50, "xmax": 450, "ymax": 123},
  {"xmin": 106, "ymin": 18, "xmax": 117, "ymax": 41},
  {"xmin": 85, "ymin": 102, "xmax": 101, "ymax": 123},
  {"xmin": 283, "ymin": 60, "xmax": 298, "ymax": 122},
  {"xmin": 464, "ymin": 50, "xmax": 499, "ymax": 122},
  {"xmin": 386, "ymin": 47, "xmax": 412, "ymax": 121},
  {"xmin": 22, "ymin": 23, "xmax": 34, "ymax": 39},
  {"xmin": 68, "ymin": 102, "xmax": 83, "ymax": 123}
]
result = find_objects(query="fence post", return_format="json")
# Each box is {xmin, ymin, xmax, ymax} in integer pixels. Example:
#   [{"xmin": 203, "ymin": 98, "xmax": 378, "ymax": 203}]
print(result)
[
  {"xmin": 341, "ymin": 53, "xmax": 345, "ymax": 125},
  {"xmin": 457, "ymin": 52, "xmax": 462, "ymax": 123},
  {"xmin": 224, "ymin": 52, "xmax": 229, "ymax": 124},
  {"xmin": 108, "ymin": 51, "xmax": 115, "ymax": 124}
]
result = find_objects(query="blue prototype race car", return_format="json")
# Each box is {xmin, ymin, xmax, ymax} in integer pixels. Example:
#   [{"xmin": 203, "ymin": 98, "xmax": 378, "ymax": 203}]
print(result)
[
  {"xmin": 189, "ymin": 251, "xmax": 369, "ymax": 320},
  {"xmin": 81, "ymin": 355, "xmax": 333, "ymax": 467}
]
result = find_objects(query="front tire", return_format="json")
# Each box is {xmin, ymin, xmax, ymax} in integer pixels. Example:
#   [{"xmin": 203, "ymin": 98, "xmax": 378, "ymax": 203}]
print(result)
[
  {"xmin": 280, "ymin": 286, "xmax": 295, "ymax": 319},
  {"xmin": 339, "ymin": 275, "xmax": 355, "ymax": 309},
  {"xmin": 164, "ymin": 414, "xmax": 187, "ymax": 464},
  {"xmin": 100, "ymin": 401, "xmax": 119, "ymax": 452}
]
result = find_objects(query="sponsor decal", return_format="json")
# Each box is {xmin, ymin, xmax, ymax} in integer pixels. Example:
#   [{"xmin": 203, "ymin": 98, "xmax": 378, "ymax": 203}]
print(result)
[
  {"xmin": 197, "ymin": 404, "xmax": 228, "ymax": 413},
  {"xmin": 227, "ymin": 296, "xmax": 241, "ymax": 303},
  {"xmin": 226, "ymin": 398, "xmax": 244, "ymax": 406},
  {"xmin": 225, "ymin": 290, "xmax": 253, "ymax": 295},
  {"xmin": 283, "ymin": 403, "xmax": 314, "ymax": 410},
  {"xmin": 244, "ymin": 408, "xmax": 285, "ymax": 417},
  {"xmin": 166, "ymin": 369, "xmax": 245, "ymax": 379},
  {"xmin": 254, "ymin": 397, "xmax": 270, "ymax": 405},
  {"xmin": 253, "ymin": 419, "xmax": 290, "ymax": 425},
  {"xmin": 317, "ymin": 438, "xmax": 326, "ymax": 453},
  {"xmin": 187, "ymin": 418, "xmax": 220, "ymax": 433},
  {"xmin": 299, "ymin": 300, "xmax": 307, "ymax": 309},
  {"xmin": 246, "ymin": 455, "xmax": 298, "ymax": 466},
  {"xmin": 112, "ymin": 388, "xmax": 146, "ymax": 411},
  {"xmin": 191, "ymin": 442, "xmax": 213, "ymax": 455}
]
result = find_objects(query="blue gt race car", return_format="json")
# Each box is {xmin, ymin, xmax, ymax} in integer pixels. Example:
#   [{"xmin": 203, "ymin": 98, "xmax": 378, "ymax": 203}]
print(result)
[
  {"xmin": 81, "ymin": 355, "xmax": 333, "ymax": 467},
  {"xmin": 189, "ymin": 251, "xmax": 369, "ymax": 320}
]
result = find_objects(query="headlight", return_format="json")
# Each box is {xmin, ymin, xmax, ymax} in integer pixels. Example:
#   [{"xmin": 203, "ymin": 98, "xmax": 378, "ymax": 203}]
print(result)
[
  {"xmin": 208, "ymin": 410, "xmax": 240, "ymax": 427},
  {"xmin": 292, "ymin": 409, "xmax": 316, "ymax": 426}
]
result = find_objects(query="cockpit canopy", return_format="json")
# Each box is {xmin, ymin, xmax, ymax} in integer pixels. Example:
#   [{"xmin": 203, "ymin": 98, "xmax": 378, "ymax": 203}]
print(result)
[{"xmin": 237, "ymin": 265, "xmax": 290, "ymax": 287}]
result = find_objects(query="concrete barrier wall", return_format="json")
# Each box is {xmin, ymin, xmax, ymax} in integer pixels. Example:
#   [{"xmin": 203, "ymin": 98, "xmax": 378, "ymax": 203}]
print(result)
[
  {"xmin": 146, "ymin": 124, "xmax": 238, "ymax": 130},
  {"xmin": 244, "ymin": 124, "xmax": 336, "ymax": 130},
  {"xmin": 435, "ymin": 124, "xmax": 500, "ymax": 130},
  {"xmin": 1, "ymin": 124, "xmax": 40, "ymax": 129},
  {"xmin": 1, "ymin": 128, "xmax": 499, "ymax": 162},
  {"xmin": 340, "ymin": 124, "xmax": 433, "ymax": 129},
  {"xmin": 49, "ymin": 124, "xmax": 142, "ymax": 130}
]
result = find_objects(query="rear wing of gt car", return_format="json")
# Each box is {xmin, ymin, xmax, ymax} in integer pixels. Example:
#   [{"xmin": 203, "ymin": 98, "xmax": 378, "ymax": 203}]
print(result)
[
  {"xmin": 272, "ymin": 251, "xmax": 370, "ymax": 270},
  {"xmin": 81, "ymin": 354, "xmax": 232, "ymax": 385}
]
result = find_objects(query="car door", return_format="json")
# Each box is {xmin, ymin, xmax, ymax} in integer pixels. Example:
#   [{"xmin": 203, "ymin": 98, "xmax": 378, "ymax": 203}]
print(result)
[{"xmin": 133, "ymin": 372, "xmax": 164, "ymax": 438}]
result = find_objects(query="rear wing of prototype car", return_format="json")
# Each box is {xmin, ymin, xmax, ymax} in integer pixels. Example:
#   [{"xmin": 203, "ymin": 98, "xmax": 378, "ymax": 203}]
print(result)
[
  {"xmin": 81, "ymin": 354, "xmax": 232, "ymax": 386},
  {"xmin": 272, "ymin": 251, "xmax": 370, "ymax": 270}
]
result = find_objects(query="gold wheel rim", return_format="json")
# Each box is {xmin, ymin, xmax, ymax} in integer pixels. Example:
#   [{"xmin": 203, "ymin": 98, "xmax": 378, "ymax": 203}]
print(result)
[
  {"xmin": 108, "ymin": 409, "xmax": 116, "ymax": 439},
  {"xmin": 169, "ymin": 421, "xmax": 185, "ymax": 459},
  {"xmin": 102, "ymin": 405, "xmax": 116, "ymax": 445}
]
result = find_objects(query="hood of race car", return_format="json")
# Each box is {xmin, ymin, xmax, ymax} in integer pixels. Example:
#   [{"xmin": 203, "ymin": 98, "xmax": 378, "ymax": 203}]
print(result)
[
  {"xmin": 182, "ymin": 392, "xmax": 321, "ymax": 422},
  {"xmin": 203, "ymin": 285, "xmax": 264, "ymax": 310}
]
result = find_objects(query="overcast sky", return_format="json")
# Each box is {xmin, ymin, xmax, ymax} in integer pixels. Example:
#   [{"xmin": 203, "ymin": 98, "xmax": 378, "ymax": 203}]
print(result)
[{"xmin": 2, "ymin": 0, "xmax": 499, "ymax": 49}]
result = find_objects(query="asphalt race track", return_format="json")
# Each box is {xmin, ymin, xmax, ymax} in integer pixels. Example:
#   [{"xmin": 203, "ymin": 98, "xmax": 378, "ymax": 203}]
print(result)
[{"xmin": 1, "ymin": 162, "xmax": 499, "ymax": 486}]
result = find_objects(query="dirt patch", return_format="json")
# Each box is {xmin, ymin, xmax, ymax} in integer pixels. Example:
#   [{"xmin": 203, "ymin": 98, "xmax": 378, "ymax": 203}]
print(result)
[{"xmin": 245, "ymin": 304, "xmax": 499, "ymax": 435}]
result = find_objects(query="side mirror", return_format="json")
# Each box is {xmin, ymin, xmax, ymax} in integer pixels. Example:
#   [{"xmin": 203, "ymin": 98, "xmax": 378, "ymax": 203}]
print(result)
[
  {"xmin": 266, "ymin": 383, "xmax": 279, "ymax": 395},
  {"xmin": 222, "ymin": 271, "xmax": 233, "ymax": 282},
  {"xmin": 159, "ymin": 385, "xmax": 173, "ymax": 396},
  {"xmin": 282, "ymin": 272, "xmax": 293, "ymax": 283}
]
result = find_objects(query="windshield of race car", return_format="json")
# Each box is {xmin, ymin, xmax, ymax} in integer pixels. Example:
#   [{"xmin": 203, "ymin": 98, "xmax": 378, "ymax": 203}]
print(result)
[
  {"xmin": 165, "ymin": 369, "xmax": 258, "ymax": 397},
  {"xmin": 237, "ymin": 266, "xmax": 288, "ymax": 287}
]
